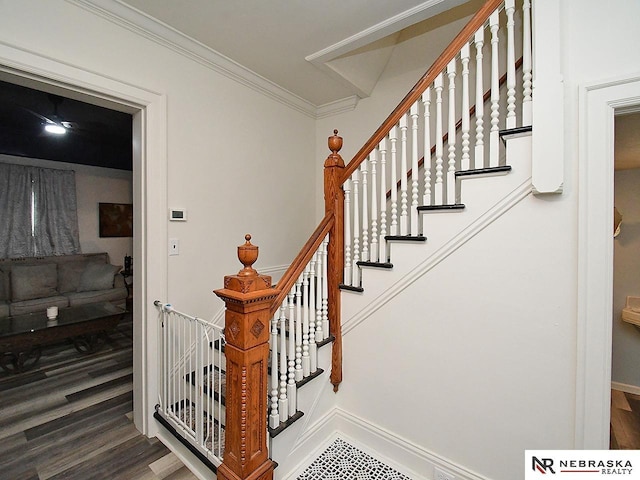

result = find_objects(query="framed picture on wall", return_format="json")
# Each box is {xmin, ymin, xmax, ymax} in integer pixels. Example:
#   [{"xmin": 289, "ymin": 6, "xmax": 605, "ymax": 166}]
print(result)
[{"xmin": 99, "ymin": 203, "xmax": 133, "ymax": 237}]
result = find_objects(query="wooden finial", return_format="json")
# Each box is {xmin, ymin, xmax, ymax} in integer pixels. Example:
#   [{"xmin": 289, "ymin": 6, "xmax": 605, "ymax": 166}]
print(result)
[
  {"xmin": 328, "ymin": 129, "xmax": 343, "ymax": 154},
  {"xmin": 237, "ymin": 234, "xmax": 258, "ymax": 277}
]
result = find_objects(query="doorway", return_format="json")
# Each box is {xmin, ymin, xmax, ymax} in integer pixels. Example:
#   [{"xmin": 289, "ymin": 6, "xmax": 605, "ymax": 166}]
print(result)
[
  {"xmin": 0, "ymin": 45, "xmax": 168, "ymax": 436},
  {"xmin": 610, "ymin": 111, "xmax": 640, "ymax": 449}
]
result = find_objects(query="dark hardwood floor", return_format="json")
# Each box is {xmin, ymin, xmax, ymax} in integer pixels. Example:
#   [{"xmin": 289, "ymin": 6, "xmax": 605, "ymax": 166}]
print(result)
[
  {"xmin": 610, "ymin": 388, "xmax": 640, "ymax": 450},
  {"xmin": 0, "ymin": 314, "xmax": 197, "ymax": 480}
]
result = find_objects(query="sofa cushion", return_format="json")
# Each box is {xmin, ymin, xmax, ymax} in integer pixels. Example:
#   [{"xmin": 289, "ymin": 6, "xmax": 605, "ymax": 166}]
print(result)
[
  {"xmin": 0, "ymin": 268, "xmax": 9, "ymax": 301},
  {"xmin": 77, "ymin": 263, "xmax": 121, "ymax": 292},
  {"xmin": 11, "ymin": 264, "xmax": 58, "ymax": 302},
  {"xmin": 10, "ymin": 295, "xmax": 68, "ymax": 316},
  {"xmin": 66, "ymin": 287, "xmax": 128, "ymax": 307},
  {"xmin": 0, "ymin": 301, "xmax": 9, "ymax": 318}
]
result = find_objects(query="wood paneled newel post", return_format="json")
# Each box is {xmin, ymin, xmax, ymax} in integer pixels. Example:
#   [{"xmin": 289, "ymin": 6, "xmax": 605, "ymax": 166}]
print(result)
[
  {"xmin": 325, "ymin": 130, "xmax": 345, "ymax": 391},
  {"xmin": 214, "ymin": 235, "xmax": 278, "ymax": 480}
]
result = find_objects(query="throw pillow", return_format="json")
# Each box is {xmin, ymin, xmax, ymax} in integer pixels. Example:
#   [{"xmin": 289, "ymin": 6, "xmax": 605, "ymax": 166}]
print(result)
[
  {"xmin": 58, "ymin": 261, "xmax": 89, "ymax": 293},
  {"xmin": 11, "ymin": 264, "xmax": 58, "ymax": 302},
  {"xmin": 77, "ymin": 263, "xmax": 121, "ymax": 292}
]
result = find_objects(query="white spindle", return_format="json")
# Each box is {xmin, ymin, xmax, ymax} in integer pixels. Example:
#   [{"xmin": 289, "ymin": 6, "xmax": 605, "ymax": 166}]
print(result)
[
  {"xmin": 505, "ymin": 0, "xmax": 516, "ymax": 129},
  {"xmin": 422, "ymin": 88, "xmax": 432, "ymax": 206},
  {"xmin": 361, "ymin": 159, "xmax": 369, "ymax": 262},
  {"xmin": 287, "ymin": 289, "xmax": 297, "ymax": 416},
  {"xmin": 399, "ymin": 113, "xmax": 409, "ymax": 235},
  {"xmin": 351, "ymin": 170, "xmax": 361, "ymax": 285},
  {"xmin": 302, "ymin": 266, "xmax": 310, "ymax": 377},
  {"xmin": 434, "ymin": 73, "xmax": 444, "ymax": 204},
  {"xmin": 378, "ymin": 137, "xmax": 388, "ymax": 261},
  {"xmin": 522, "ymin": 0, "xmax": 532, "ymax": 125},
  {"xmin": 489, "ymin": 10, "xmax": 500, "ymax": 168},
  {"xmin": 389, "ymin": 126, "xmax": 398, "ymax": 235},
  {"xmin": 370, "ymin": 148, "xmax": 379, "ymax": 262},
  {"xmin": 315, "ymin": 245, "xmax": 324, "ymax": 342},
  {"xmin": 270, "ymin": 314, "xmax": 279, "ymax": 428},
  {"xmin": 461, "ymin": 43, "xmax": 471, "ymax": 171},
  {"xmin": 474, "ymin": 27, "xmax": 485, "ymax": 170},
  {"xmin": 343, "ymin": 178, "xmax": 352, "ymax": 286},
  {"xmin": 410, "ymin": 102, "xmax": 419, "ymax": 235},
  {"xmin": 294, "ymin": 275, "xmax": 303, "ymax": 382},
  {"xmin": 321, "ymin": 237, "xmax": 329, "ymax": 337},
  {"xmin": 308, "ymin": 254, "xmax": 317, "ymax": 372},
  {"xmin": 447, "ymin": 59, "xmax": 457, "ymax": 205},
  {"xmin": 278, "ymin": 303, "xmax": 288, "ymax": 422}
]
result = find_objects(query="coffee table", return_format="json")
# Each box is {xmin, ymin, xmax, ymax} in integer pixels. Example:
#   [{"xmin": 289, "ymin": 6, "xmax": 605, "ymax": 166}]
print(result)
[{"xmin": 0, "ymin": 303, "xmax": 127, "ymax": 374}]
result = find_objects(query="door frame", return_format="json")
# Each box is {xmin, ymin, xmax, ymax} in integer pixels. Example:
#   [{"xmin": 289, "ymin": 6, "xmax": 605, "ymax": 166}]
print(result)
[
  {"xmin": 576, "ymin": 73, "xmax": 640, "ymax": 448},
  {"xmin": 0, "ymin": 42, "xmax": 168, "ymax": 436}
]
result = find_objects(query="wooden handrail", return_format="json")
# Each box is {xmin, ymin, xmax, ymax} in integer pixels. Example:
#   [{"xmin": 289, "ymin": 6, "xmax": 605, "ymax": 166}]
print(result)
[
  {"xmin": 340, "ymin": 0, "xmax": 503, "ymax": 185},
  {"xmin": 385, "ymin": 56, "xmax": 524, "ymax": 199},
  {"xmin": 269, "ymin": 213, "xmax": 334, "ymax": 317}
]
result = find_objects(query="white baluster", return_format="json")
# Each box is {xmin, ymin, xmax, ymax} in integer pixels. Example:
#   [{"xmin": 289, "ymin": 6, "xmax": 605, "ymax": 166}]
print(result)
[
  {"xmin": 399, "ymin": 113, "xmax": 409, "ymax": 235},
  {"xmin": 505, "ymin": 0, "xmax": 516, "ymax": 129},
  {"xmin": 315, "ymin": 243, "xmax": 324, "ymax": 342},
  {"xmin": 308, "ymin": 254, "xmax": 317, "ymax": 372},
  {"xmin": 278, "ymin": 302, "xmax": 288, "ymax": 422},
  {"xmin": 447, "ymin": 59, "xmax": 457, "ymax": 205},
  {"xmin": 294, "ymin": 274, "xmax": 303, "ymax": 382},
  {"xmin": 489, "ymin": 10, "xmax": 500, "ymax": 168},
  {"xmin": 422, "ymin": 88, "xmax": 432, "ymax": 206},
  {"xmin": 351, "ymin": 170, "xmax": 361, "ymax": 286},
  {"xmin": 361, "ymin": 159, "xmax": 369, "ymax": 262},
  {"xmin": 369, "ymin": 148, "xmax": 379, "ymax": 262},
  {"xmin": 474, "ymin": 27, "xmax": 485, "ymax": 169},
  {"xmin": 302, "ymin": 265, "xmax": 310, "ymax": 377},
  {"xmin": 378, "ymin": 137, "xmax": 388, "ymax": 261},
  {"xmin": 434, "ymin": 73, "xmax": 444, "ymax": 204},
  {"xmin": 287, "ymin": 288, "xmax": 297, "ymax": 416},
  {"xmin": 343, "ymin": 178, "xmax": 352, "ymax": 286},
  {"xmin": 389, "ymin": 126, "xmax": 398, "ymax": 235},
  {"xmin": 522, "ymin": 0, "xmax": 532, "ymax": 126},
  {"xmin": 269, "ymin": 314, "xmax": 280, "ymax": 429},
  {"xmin": 461, "ymin": 43, "xmax": 471, "ymax": 171},
  {"xmin": 410, "ymin": 102, "xmax": 419, "ymax": 235},
  {"xmin": 321, "ymin": 237, "xmax": 329, "ymax": 337}
]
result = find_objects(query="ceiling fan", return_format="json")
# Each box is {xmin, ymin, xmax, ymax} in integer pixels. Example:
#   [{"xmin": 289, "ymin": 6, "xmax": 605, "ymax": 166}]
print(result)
[{"xmin": 41, "ymin": 94, "xmax": 73, "ymax": 135}]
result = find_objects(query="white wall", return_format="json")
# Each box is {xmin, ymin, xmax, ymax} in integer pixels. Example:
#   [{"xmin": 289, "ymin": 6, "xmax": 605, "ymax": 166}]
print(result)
[
  {"xmin": 0, "ymin": 154, "xmax": 133, "ymax": 265},
  {"xmin": 612, "ymin": 168, "xmax": 640, "ymax": 388},
  {"xmin": 0, "ymin": 0, "xmax": 316, "ymax": 318},
  {"xmin": 310, "ymin": 1, "xmax": 640, "ymax": 479}
]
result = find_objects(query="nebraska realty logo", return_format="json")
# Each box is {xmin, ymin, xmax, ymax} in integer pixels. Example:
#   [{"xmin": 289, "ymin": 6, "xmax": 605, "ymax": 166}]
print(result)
[{"xmin": 526, "ymin": 451, "xmax": 638, "ymax": 478}]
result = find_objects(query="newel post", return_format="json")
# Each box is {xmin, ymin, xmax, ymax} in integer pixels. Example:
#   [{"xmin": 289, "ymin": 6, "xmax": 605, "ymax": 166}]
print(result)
[
  {"xmin": 324, "ymin": 130, "xmax": 345, "ymax": 391},
  {"xmin": 214, "ymin": 235, "xmax": 278, "ymax": 480}
]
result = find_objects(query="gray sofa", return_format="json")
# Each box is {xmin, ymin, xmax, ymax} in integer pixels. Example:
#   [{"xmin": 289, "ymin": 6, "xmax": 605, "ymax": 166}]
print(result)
[{"xmin": 0, "ymin": 252, "xmax": 127, "ymax": 317}]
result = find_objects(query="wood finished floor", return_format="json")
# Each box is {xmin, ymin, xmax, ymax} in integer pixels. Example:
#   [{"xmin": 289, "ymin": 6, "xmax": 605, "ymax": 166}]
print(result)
[
  {"xmin": 610, "ymin": 388, "xmax": 640, "ymax": 449},
  {"xmin": 0, "ymin": 314, "xmax": 198, "ymax": 480}
]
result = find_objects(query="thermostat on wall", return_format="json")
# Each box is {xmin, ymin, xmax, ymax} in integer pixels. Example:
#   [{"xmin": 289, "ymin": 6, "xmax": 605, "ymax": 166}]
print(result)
[{"xmin": 169, "ymin": 208, "xmax": 187, "ymax": 221}]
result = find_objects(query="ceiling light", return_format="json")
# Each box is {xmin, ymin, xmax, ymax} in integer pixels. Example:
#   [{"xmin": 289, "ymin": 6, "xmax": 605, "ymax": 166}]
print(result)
[{"xmin": 44, "ymin": 123, "xmax": 66, "ymax": 135}]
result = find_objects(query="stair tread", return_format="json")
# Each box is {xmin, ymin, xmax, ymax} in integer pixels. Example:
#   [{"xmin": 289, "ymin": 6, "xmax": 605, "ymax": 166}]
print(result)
[
  {"xmin": 455, "ymin": 165, "xmax": 511, "ymax": 177},
  {"xmin": 418, "ymin": 203, "xmax": 465, "ymax": 211},
  {"xmin": 339, "ymin": 283, "xmax": 364, "ymax": 292},
  {"xmin": 356, "ymin": 261, "xmax": 393, "ymax": 269},
  {"xmin": 384, "ymin": 235, "xmax": 426, "ymax": 242}
]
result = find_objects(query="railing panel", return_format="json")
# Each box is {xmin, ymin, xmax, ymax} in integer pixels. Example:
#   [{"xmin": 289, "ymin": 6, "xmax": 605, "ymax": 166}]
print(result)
[{"xmin": 155, "ymin": 302, "xmax": 226, "ymax": 465}]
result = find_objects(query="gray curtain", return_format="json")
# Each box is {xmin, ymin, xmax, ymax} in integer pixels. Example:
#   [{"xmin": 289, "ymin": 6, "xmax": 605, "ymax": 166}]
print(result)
[
  {"xmin": 0, "ymin": 163, "xmax": 34, "ymax": 258},
  {"xmin": 33, "ymin": 167, "xmax": 81, "ymax": 256},
  {"xmin": 0, "ymin": 163, "xmax": 80, "ymax": 258}
]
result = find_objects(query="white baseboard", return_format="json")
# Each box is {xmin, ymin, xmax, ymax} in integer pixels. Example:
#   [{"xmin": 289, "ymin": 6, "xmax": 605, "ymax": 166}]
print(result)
[
  {"xmin": 279, "ymin": 407, "xmax": 490, "ymax": 480},
  {"xmin": 612, "ymin": 381, "xmax": 640, "ymax": 395}
]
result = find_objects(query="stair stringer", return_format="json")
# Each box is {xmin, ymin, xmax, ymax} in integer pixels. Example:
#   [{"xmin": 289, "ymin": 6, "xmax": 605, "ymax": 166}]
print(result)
[{"xmin": 343, "ymin": 134, "xmax": 532, "ymax": 327}]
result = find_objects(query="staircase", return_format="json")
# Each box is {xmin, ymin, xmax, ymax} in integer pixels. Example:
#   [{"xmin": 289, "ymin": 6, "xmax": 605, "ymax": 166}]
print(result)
[{"xmin": 153, "ymin": 0, "xmax": 533, "ymax": 478}]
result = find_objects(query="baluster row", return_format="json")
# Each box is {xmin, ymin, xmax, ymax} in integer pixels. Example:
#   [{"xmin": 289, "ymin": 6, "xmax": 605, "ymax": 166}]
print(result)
[
  {"xmin": 269, "ymin": 236, "xmax": 330, "ymax": 429},
  {"xmin": 341, "ymin": 0, "xmax": 531, "ymax": 288}
]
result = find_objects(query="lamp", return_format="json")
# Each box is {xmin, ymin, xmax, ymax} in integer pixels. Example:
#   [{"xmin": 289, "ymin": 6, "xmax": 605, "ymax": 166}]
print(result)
[{"xmin": 44, "ymin": 123, "xmax": 66, "ymax": 135}]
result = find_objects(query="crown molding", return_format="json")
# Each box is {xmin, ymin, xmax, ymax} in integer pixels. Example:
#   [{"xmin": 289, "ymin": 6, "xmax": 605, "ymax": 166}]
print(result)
[
  {"xmin": 67, "ymin": 0, "xmax": 319, "ymax": 118},
  {"xmin": 316, "ymin": 96, "xmax": 359, "ymax": 119}
]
